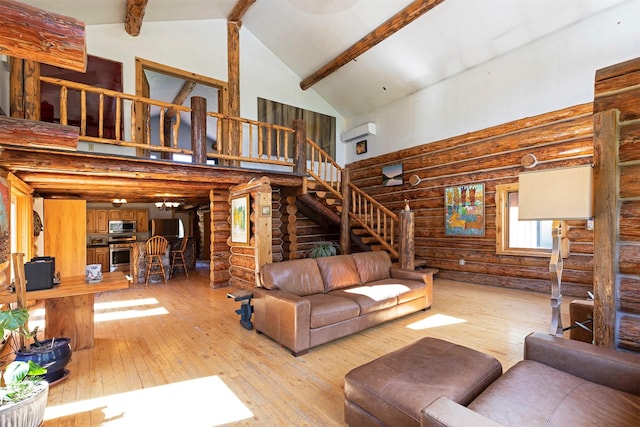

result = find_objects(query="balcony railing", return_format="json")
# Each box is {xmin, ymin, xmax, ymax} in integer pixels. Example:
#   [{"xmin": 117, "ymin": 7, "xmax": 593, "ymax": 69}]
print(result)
[{"xmin": 40, "ymin": 76, "xmax": 400, "ymax": 255}]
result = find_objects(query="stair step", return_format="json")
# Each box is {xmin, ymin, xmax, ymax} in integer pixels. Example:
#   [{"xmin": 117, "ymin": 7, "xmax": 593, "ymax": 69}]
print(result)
[
  {"xmin": 351, "ymin": 228, "xmax": 369, "ymax": 235},
  {"xmin": 360, "ymin": 236, "xmax": 379, "ymax": 244}
]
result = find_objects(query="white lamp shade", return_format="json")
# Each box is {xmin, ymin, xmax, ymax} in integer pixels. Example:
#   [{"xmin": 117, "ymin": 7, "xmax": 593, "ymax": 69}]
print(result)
[{"xmin": 518, "ymin": 164, "xmax": 593, "ymax": 220}]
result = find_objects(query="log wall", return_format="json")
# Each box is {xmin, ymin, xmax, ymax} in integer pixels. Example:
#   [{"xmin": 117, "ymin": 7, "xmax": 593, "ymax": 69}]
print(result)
[
  {"xmin": 348, "ymin": 103, "xmax": 594, "ymax": 297},
  {"xmin": 594, "ymin": 57, "xmax": 640, "ymax": 353}
]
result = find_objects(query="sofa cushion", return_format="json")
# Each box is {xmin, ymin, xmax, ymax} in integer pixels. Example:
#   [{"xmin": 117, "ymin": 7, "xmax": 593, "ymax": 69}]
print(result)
[
  {"xmin": 330, "ymin": 284, "xmax": 400, "ymax": 315},
  {"xmin": 259, "ymin": 258, "xmax": 324, "ymax": 296},
  {"xmin": 468, "ymin": 360, "xmax": 640, "ymax": 427},
  {"xmin": 316, "ymin": 255, "xmax": 362, "ymax": 292},
  {"xmin": 352, "ymin": 251, "xmax": 391, "ymax": 283},
  {"xmin": 307, "ymin": 293, "xmax": 361, "ymax": 329}
]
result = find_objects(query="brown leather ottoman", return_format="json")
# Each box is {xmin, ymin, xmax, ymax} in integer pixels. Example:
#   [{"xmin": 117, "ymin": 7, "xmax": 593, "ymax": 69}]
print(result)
[{"xmin": 344, "ymin": 337, "xmax": 503, "ymax": 427}]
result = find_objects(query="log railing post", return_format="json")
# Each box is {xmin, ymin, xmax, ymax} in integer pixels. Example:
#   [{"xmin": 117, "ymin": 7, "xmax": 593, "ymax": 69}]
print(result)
[
  {"xmin": 399, "ymin": 201, "xmax": 415, "ymax": 270},
  {"xmin": 191, "ymin": 96, "xmax": 207, "ymax": 164},
  {"xmin": 293, "ymin": 119, "xmax": 307, "ymax": 175},
  {"xmin": 340, "ymin": 167, "xmax": 351, "ymax": 255}
]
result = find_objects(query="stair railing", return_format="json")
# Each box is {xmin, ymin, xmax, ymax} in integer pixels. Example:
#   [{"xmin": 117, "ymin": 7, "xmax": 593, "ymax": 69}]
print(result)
[
  {"xmin": 348, "ymin": 183, "xmax": 399, "ymax": 257},
  {"xmin": 304, "ymin": 138, "xmax": 399, "ymax": 257}
]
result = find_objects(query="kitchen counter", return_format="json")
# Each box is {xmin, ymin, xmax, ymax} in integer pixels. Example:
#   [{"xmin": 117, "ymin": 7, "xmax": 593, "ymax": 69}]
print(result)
[{"xmin": 87, "ymin": 243, "xmax": 109, "ymax": 248}]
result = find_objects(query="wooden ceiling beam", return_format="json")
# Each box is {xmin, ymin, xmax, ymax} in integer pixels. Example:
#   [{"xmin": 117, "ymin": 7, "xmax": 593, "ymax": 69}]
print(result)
[
  {"xmin": 228, "ymin": 0, "xmax": 256, "ymax": 23},
  {"xmin": 300, "ymin": 0, "xmax": 445, "ymax": 90},
  {"xmin": 0, "ymin": 0, "xmax": 86, "ymax": 72},
  {"xmin": 125, "ymin": 0, "xmax": 149, "ymax": 37},
  {"xmin": 166, "ymin": 80, "xmax": 198, "ymax": 120}
]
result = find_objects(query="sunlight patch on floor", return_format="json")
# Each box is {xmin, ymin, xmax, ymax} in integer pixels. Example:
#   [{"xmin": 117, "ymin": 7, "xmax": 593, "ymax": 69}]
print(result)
[
  {"xmin": 44, "ymin": 376, "xmax": 253, "ymax": 426},
  {"xmin": 406, "ymin": 313, "xmax": 467, "ymax": 330},
  {"xmin": 95, "ymin": 298, "xmax": 160, "ymax": 310}
]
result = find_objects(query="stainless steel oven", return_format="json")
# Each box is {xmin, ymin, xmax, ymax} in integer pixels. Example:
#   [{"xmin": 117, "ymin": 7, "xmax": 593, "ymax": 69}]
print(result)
[{"xmin": 108, "ymin": 234, "xmax": 136, "ymax": 273}]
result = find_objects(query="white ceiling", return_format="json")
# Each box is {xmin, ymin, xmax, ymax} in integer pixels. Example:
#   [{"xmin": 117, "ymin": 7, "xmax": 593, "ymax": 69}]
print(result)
[{"xmin": 20, "ymin": 0, "xmax": 630, "ymax": 119}]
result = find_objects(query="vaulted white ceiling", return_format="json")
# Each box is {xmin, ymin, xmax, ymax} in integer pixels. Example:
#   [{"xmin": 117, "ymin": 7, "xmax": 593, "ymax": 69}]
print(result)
[{"xmin": 19, "ymin": 0, "xmax": 630, "ymax": 118}]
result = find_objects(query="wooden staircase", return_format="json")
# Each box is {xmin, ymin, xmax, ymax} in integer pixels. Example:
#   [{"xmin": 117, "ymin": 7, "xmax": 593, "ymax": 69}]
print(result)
[{"xmin": 302, "ymin": 138, "xmax": 401, "ymax": 261}]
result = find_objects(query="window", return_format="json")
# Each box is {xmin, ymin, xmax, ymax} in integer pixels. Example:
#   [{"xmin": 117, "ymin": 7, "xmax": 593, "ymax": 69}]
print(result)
[{"xmin": 496, "ymin": 183, "xmax": 559, "ymax": 256}]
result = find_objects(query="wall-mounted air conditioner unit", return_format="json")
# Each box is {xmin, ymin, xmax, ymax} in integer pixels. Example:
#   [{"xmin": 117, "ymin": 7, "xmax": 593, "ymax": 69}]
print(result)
[{"xmin": 341, "ymin": 122, "xmax": 376, "ymax": 143}]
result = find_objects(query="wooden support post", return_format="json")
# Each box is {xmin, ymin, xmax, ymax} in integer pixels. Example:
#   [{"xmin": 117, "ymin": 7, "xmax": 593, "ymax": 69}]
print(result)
[
  {"xmin": 399, "ymin": 201, "xmax": 415, "ymax": 270},
  {"xmin": 11, "ymin": 253, "xmax": 27, "ymax": 351},
  {"xmin": 191, "ymin": 96, "xmax": 207, "ymax": 164},
  {"xmin": 593, "ymin": 109, "xmax": 619, "ymax": 348},
  {"xmin": 227, "ymin": 21, "xmax": 241, "ymax": 161},
  {"xmin": 340, "ymin": 167, "xmax": 351, "ymax": 255},
  {"xmin": 293, "ymin": 119, "xmax": 307, "ymax": 175}
]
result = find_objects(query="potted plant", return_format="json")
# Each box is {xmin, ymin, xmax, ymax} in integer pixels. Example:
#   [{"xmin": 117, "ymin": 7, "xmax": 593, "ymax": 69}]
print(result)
[
  {"xmin": 0, "ymin": 307, "xmax": 49, "ymax": 427},
  {"xmin": 310, "ymin": 241, "xmax": 338, "ymax": 258},
  {"xmin": 1, "ymin": 307, "xmax": 71, "ymax": 384},
  {"xmin": 0, "ymin": 360, "xmax": 48, "ymax": 427}
]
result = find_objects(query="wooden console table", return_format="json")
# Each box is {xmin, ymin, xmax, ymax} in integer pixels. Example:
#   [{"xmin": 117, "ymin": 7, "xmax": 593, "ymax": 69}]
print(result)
[{"xmin": 0, "ymin": 272, "xmax": 131, "ymax": 351}]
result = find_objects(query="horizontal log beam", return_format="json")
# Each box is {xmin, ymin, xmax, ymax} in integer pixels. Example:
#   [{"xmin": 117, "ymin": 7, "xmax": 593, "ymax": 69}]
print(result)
[
  {"xmin": 0, "ymin": 0, "xmax": 86, "ymax": 72},
  {"xmin": 0, "ymin": 116, "xmax": 78, "ymax": 149},
  {"xmin": 0, "ymin": 146, "xmax": 303, "ymax": 203}
]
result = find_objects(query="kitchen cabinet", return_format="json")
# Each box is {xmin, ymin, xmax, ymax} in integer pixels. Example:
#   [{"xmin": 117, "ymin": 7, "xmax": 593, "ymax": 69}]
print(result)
[
  {"xmin": 87, "ymin": 209, "xmax": 108, "ymax": 233},
  {"xmin": 95, "ymin": 247, "xmax": 109, "ymax": 271},
  {"xmin": 86, "ymin": 210, "xmax": 96, "ymax": 232},
  {"xmin": 122, "ymin": 210, "xmax": 136, "ymax": 220},
  {"xmin": 109, "ymin": 209, "xmax": 135, "ymax": 221},
  {"xmin": 136, "ymin": 209, "xmax": 149, "ymax": 232},
  {"xmin": 87, "ymin": 247, "xmax": 109, "ymax": 272}
]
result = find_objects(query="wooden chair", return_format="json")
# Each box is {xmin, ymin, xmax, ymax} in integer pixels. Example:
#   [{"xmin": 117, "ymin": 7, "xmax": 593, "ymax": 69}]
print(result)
[
  {"xmin": 170, "ymin": 236, "xmax": 190, "ymax": 278},
  {"xmin": 144, "ymin": 236, "xmax": 169, "ymax": 285}
]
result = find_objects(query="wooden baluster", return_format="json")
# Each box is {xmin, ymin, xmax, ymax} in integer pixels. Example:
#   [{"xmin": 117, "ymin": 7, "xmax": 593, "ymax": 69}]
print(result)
[
  {"xmin": 172, "ymin": 113, "xmax": 180, "ymax": 148},
  {"xmin": 159, "ymin": 107, "xmax": 165, "ymax": 147},
  {"xmin": 60, "ymin": 86, "xmax": 68, "ymax": 125},
  {"xmin": 115, "ymin": 97, "xmax": 122, "ymax": 141},
  {"xmin": 80, "ymin": 90, "xmax": 86, "ymax": 135},
  {"xmin": 98, "ymin": 93, "xmax": 104, "ymax": 138},
  {"xmin": 145, "ymin": 104, "xmax": 151, "ymax": 147},
  {"xmin": 130, "ymin": 101, "xmax": 136, "ymax": 143}
]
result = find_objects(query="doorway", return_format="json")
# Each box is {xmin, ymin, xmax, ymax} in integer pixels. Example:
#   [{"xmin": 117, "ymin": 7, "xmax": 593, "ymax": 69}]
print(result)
[{"xmin": 134, "ymin": 58, "xmax": 228, "ymax": 160}]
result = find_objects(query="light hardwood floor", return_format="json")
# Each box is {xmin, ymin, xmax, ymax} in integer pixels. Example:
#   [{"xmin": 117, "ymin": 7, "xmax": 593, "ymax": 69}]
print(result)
[{"xmin": 37, "ymin": 263, "xmax": 574, "ymax": 426}]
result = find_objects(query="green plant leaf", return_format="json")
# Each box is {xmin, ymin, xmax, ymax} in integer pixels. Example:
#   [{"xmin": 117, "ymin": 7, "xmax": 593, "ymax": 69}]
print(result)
[{"xmin": 0, "ymin": 308, "xmax": 29, "ymax": 334}]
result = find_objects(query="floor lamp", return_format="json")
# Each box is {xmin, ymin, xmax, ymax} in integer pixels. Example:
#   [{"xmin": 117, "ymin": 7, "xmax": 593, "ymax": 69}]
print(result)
[{"xmin": 518, "ymin": 164, "xmax": 593, "ymax": 337}]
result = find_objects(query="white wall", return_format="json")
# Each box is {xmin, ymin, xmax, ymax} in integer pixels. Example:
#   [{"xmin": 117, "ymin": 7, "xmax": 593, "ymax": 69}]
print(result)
[
  {"xmin": 345, "ymin": 0, "xmax": 640, "ymax": 162},
  {"xmin": 85, "ymin": 20, "xmax": 346, "ymax": 165}
]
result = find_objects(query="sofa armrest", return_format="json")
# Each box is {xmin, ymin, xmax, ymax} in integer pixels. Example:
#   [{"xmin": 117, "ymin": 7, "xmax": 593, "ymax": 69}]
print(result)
[
  {"xmin": 421, "ymin": 396, "xmax": 505, "ymax": 427},
  {"xmin": 390, "ymin": 267, "xmax": 438, "ymax": 284},
  {"xmin": 253, "ymin": 288, "xmax": 311, "ymax": 356},
  {"xmin": 525, "ymin": 332, "xmax": 640, "ymax": 396}
]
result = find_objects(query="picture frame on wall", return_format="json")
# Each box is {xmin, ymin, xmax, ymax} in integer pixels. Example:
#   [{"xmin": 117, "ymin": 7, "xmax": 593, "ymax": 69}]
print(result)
[
  {"xmin": 382, "ymin": 163, "xmax": 403, "ymax": 186},
  {"xmin": 356, "ymin": 140, "xmax": 367, "ymax": 155},
  {"xmin": 231, "ymin": 195, "xmax": 250, "ymax": 244},
  {"xmin": 445, "ymin": 183, "xmax": 485, "ymax": 236}
]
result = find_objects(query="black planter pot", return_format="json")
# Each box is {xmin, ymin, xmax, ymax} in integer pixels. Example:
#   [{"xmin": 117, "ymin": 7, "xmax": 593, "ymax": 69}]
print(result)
[{"xmin": 15, "ymin": 338, "xmax": 72, "ymax": 383}]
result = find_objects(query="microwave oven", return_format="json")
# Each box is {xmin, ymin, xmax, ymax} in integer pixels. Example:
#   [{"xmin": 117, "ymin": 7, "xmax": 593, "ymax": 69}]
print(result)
[{"xmin": 108, "ymin": 220, "xmax": 137, "ymax": 234}]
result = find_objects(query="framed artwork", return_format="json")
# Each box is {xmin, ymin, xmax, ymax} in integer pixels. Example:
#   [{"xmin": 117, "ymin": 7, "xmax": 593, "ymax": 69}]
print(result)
[
  {"xmin": 382, "ymin": 163, "xmax": 403, "ymax": 186},
  {"xmin": 356, "ymin": 140, "xmax": 367, "ymax": 155},
  {"xmin": 445, "ymin": 183, "xmax": 485, "ymax": 236},
  {"xmin": 231, "ymin": 195, "xmax": 250, "ymax": 244}
]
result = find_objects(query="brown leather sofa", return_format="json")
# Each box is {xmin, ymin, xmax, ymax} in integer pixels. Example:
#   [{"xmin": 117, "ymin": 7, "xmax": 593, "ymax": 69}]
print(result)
[
  {"xmin": 422, "ymin": 333, "xmax": 640, "ymax": 426},
  {"xmin": 253, "ymin": 251, "xmax": 437, "ymax": 356}
]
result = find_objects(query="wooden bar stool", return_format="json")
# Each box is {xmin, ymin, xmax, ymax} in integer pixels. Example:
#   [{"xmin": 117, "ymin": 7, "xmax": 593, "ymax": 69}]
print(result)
[
  {"xmin": 145, "ymin": 236, "xmax": 169, "ymax": 285},
  {"xmin": 170, "ymin": 236, "xmax": 190, "ymax": 278}
]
